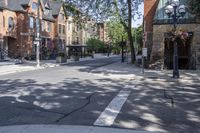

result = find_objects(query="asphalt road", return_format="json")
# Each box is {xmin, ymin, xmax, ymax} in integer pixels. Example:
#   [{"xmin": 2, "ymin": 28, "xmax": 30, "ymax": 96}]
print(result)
[
  {"xmin": 0, "ymin": 56, "xmax": 199, "ymax": 133},
  {"xmin": 0, "ymin": 56, "xmax": 124, "ymax": 126}
]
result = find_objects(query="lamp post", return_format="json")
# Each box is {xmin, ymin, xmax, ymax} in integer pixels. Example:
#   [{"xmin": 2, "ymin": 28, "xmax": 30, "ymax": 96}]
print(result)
[
  {"xmin": 0, "ymin": 37, "xmax": 3, "ymax": 60},
  {"xmin": 165, "ymin": 0, "xmax": 186, "ymax": 78},
  {"xmin": 36, "ymin": 0, "xmax": 40, "ymax": 67}
]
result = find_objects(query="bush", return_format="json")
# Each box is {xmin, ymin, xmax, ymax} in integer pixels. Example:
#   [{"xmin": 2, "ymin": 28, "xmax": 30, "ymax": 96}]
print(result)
[
  {"xmin": 58, "ymin": 52, "xmax": 65, "ymax": 57},
  {"xmin": 86, "ymin": 38, "xmax": 107, "ymax": 53}
]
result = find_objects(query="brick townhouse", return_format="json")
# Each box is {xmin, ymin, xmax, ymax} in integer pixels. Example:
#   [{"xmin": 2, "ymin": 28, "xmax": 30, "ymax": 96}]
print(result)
[
  {"xmin": 0, "ymin": 0, "xmax": 45, "ymax": 59},
  {"xmin": 144, "ymin": 0, "xmax": 200, "ymax": 70},
  {"xmin": 50, "ymin": 0, "xmax": 67, "ymax": 53},
  {"xmin": 97, "ymin": 22, "xmax": 110, "ymax": 44},
  {"xmin": 41, "ymin": 0, "xmax": 56, "ymax": 59},
  {"xmin": 0, "ymin": 0, "xmax": 100, "ymax": 60}
]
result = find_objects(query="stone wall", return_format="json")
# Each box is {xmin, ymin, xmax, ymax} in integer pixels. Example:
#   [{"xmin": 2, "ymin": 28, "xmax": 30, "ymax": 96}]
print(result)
[{"xmin": 151, "ymin": 24, "xmax": 200, "ymax": 69}]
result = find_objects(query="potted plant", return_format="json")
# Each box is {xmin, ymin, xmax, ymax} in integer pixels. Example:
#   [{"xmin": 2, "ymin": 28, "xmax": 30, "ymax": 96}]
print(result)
[{"xmin": 56, "ymin": 52, "xmax": 67, "ymax": 63}]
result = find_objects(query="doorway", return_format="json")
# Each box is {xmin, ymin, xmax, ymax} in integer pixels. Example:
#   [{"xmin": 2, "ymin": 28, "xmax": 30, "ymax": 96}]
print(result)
[{"xmin": 164, "ymin": 33, "xmax": 193, "ymax": 70}]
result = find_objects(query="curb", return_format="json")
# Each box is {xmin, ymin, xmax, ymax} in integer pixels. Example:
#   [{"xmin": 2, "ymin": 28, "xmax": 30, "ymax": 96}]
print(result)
[
  {"xmin": 0, "ymin": 55, "xmax": 119, "ymax": 76},
  {"xmin": 0, "ymin": 125, "xmax": 162, "ymax": 133}
]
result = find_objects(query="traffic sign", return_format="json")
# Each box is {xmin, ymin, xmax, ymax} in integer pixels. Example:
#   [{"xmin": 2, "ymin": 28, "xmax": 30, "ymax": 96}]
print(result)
[
  {"xmin": 20, "ymin": 32, "xmax": 32, "ymax": 36},
  {"xmin": 35, "ymin": 38, "xmax": 41, "ymax": 41},
  {"xmin": 33, "ymin": 41, "xmax": 39, "ymax": 45},
  {"xmin": 142, "ymin": 48, "xmax": 147, "ymax": 57}
]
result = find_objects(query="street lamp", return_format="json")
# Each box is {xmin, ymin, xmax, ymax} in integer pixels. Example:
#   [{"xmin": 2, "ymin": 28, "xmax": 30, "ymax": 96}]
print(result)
[
  {"xmin": 165, "ymin": 0, "xmax": 186, "ymax": 78},
  {"xmin": 35, "ymin": 0, "xmax": 41, "ymax": 67}
]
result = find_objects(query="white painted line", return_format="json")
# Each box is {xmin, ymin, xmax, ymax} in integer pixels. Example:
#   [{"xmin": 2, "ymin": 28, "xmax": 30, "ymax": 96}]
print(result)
[{"xmin": 94, "ymin": 89, "xmax": 131, "ymax": 126}]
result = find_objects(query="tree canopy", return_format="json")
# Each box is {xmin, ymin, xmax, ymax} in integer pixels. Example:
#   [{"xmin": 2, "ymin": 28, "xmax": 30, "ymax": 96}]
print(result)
[
  {"xmin": 63, "ymin": 0, "xmax": 143, "ymax": 63},
  {"xmin": 188, "ymin": 0, "xmax": 200, "ymax": 16}
]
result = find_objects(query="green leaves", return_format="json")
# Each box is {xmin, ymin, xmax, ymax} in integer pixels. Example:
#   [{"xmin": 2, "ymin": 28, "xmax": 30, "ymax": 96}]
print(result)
[
  {"xmin": 86, "ymin": 38, "xmax": 106, "ymax": 53},
  {"xmin": 188, "ymin": 0, "xmax": 200, "ymax": 16}
]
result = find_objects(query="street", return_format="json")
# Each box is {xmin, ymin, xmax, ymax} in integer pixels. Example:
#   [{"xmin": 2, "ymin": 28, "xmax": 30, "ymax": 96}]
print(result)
[{"xmin": 0, "ymin": 57, "xmax": 199, "ymax": 133}]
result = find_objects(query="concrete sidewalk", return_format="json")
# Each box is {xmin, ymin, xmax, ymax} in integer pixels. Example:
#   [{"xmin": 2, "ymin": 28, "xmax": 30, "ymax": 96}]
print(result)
[
  {"xmin": 0, "ymin": 125, "xmax": 161, "ymax": 133},
  {"xmin": 91, "ymin": 61, "xmax": 200, "ymax": 84},
  {"xmin": 0, "ymin": 54, "xmax": 117, "ymax": 76}
]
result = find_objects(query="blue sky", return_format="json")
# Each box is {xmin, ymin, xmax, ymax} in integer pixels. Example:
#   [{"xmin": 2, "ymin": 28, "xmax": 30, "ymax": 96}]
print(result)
[{"xmin": 133, "ymin": 2, "xmax": 144, "ymax": 27}]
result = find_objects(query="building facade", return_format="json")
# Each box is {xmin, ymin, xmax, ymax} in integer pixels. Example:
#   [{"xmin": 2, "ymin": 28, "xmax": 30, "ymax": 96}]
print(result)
[
  {"xmin": 97, "ymin": 22, "xmax": 110, "ymax": 44},
  {"xmin": 144, "ymin": 0, "xmax": 200, "ymax": 70},
  {"xmin": 0, "ymin": 0, "xmax": 100, "ymax": 60}
]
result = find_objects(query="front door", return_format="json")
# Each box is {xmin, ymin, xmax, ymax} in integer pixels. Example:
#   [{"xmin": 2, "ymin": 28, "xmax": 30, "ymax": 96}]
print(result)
[{"xmin": 164, "ymin": 33, "xmax": 193, "ymax": 70}]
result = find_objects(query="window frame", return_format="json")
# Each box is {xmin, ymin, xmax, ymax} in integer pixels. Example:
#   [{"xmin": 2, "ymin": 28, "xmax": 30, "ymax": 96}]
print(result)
[
  {"xmin": 8, "ymin": 17, "xmax": 14, "ymax": 31},
  {"xmin": 29, "ymin": 16, "xmax": 34, "ymax": 29}
]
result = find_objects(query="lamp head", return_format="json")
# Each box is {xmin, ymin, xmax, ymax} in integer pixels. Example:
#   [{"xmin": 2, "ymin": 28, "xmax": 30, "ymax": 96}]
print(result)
[
  {"xmin": 165, "ymin": 5, "xmax": 173, "ymax": 17},
  {"xmin": 178, "ymin": 5, "xmax": 186, "ymax": 17},
  {"xmin": 171, "ymin": 0, "xmax": 180, "ymax": 7}
]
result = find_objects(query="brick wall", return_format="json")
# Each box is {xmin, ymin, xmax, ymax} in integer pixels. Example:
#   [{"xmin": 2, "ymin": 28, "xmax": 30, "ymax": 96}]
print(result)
[
  {"xmin": 144, "ymin": 0, "xmax": 159, "ymax": 32},
  {"xmin": 144, "ymin": 0, "xmax": 159, "ymax": 62}
]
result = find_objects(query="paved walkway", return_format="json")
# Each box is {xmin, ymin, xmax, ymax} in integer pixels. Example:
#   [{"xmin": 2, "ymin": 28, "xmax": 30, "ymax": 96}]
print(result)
[
  {"xmin": 0, "ymin": 125, "xmax": 161, "ymax": 133},
  {"xmin": 0, "ymin": 54, "xmax": 117, "ymax": 76},
  {"xmin": 91, "ymin": 61, "xmax": 200, "ymax": 85}
]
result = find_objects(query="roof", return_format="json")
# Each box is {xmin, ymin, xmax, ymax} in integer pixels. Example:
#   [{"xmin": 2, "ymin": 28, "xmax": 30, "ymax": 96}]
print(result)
[
  {"xmin": 0, "ymin": 0, "xmax": 45, "ymax": 12},
  {"xmin": 42, "ymin": 0, "xmax": 54, "ymax": 21},
  {"xmin": 49, "ymin": 1, "xmax": 63, "ymax": 16},
  {"xmin": 7, "ymin": 0, "xmax": 26, "ymax": 12}
]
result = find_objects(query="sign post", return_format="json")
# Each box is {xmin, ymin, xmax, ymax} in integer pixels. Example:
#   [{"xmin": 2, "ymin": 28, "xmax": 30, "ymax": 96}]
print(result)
[
  {"xmin": 142, "ymin": 48, "xmax": 147, "ymax": 74},
  {"xmin": 142, "ymin": 32, "xmax": 147, "ymax": 74}
]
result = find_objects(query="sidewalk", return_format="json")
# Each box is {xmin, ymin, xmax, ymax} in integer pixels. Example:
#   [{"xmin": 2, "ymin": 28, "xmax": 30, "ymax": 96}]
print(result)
[
  {"xmin": 91, "ymin": 62, "xmax": 200, "ymax": 133},
  {"xmin": 0, "ymin": 125, "xmax": 161, "ymax": 133},
  {"xmin": 0, "ymin": 54, "xmax": 117, "ymax": 76},
  {"xmin": 91, "ymin": 61, "xmax": 200, "ymax": 84}
]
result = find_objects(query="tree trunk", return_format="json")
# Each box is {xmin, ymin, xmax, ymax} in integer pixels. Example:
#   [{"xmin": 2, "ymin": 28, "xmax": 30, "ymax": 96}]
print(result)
[{"xmin": 127, "ymin": 0, "xmax": 135, "ymax": 63}]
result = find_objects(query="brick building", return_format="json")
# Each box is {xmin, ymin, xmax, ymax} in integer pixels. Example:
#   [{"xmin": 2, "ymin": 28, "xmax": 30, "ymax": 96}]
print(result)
[
  {"xmin": 144, "ymin": 0, "xmax": 200, "ymax": 70},
  {"xmin": 97, "ymin": 22, "xmax": 110, "ymax": 44},
  {"xmin": 0, "ymin": 0, "xmax": 101, "ymax": 60}
]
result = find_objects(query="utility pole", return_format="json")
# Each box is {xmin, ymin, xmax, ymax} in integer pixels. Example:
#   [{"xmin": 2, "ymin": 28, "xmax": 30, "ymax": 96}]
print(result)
[{"xmin": 36, "ymin": 0, "xmax": 40, "ymax": 67}]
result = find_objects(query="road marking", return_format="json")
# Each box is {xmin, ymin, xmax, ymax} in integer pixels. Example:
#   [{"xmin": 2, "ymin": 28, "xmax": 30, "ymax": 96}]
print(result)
[{"xmin": 94, "ymin": 89, "xmax": 131, "ymax": 126}]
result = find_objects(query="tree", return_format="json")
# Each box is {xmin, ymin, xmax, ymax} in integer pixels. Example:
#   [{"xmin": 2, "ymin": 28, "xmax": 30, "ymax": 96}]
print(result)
[
  {"xmin": 133, "ymin": 25, "xmax": 143, "ymax": 55},
  {"xmin": 106, "ymin": 20, "xmax": 127, "ymax": 54},
  {"xmin": 63, "ymin": 0, "xmax": 143, "ymax": 63},
  {"xmin": 86, "ymin": 38, "xmax": 106, "ymax": 53},
  {"xmin": 188, "ymin": 0, "xmax": 200, "ymax": 16}
]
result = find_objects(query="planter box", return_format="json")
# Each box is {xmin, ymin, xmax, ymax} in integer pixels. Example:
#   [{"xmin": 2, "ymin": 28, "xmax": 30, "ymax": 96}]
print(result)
[{"xmin": 56, "ymin": 56, "xmax": 67, "ymax": 63}]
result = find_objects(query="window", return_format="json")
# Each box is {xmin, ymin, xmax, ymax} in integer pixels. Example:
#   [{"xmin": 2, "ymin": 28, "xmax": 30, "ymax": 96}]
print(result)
[
  {"xmin": 36, "ymin": 18, "xmax": 39, "ymax": 29},
  {"xmin": 29, "ymin": 17, "xmax": 34, "ymax": 29},
  {"xmin": 47, "ymin": 22, "xmax": 51, "ymax": 32},
  {"xmin": 32, "ymin": 2, "xmax": 37, "ymax": 12},
  {"xmin": 76, "ymin": 24, "xmax": 79, "ymax": 31},
  {"xmin": 3, "ymin": 16, "xmax": 5, "ymax": 27},
  {"xmin": 59, "ymin": 13, "xmax": 64, "ymax": 20},
  {"xmin": 41, "ymin": 21, "xmax": 45, "ymax": 31},
  {"xmin": 44, "ymin": 9, "xmax": 49, "ymax": 15},
  {"xmin": 63, "ymin": 25, "xmax": 65, "ymax": 34},
  {"xmin": 68, "ymin": 21, "xmax": 71, "ymax": 31},
  {"xmin": 8, "ymin": 17, "xmax": 14, "ymax": 31},
  {"xmin": 58, "ymin": 24, "xmax": 62, "ymax": 34},
  {"xmin": 68, "ymin": 37, "xmax": 70, "ymax": 45}
]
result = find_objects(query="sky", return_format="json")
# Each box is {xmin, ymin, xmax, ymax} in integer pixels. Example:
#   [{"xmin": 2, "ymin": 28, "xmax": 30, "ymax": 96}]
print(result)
[{"xmin": 133, "ymin": 2, "xmax": 144, "ymax": 28}]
